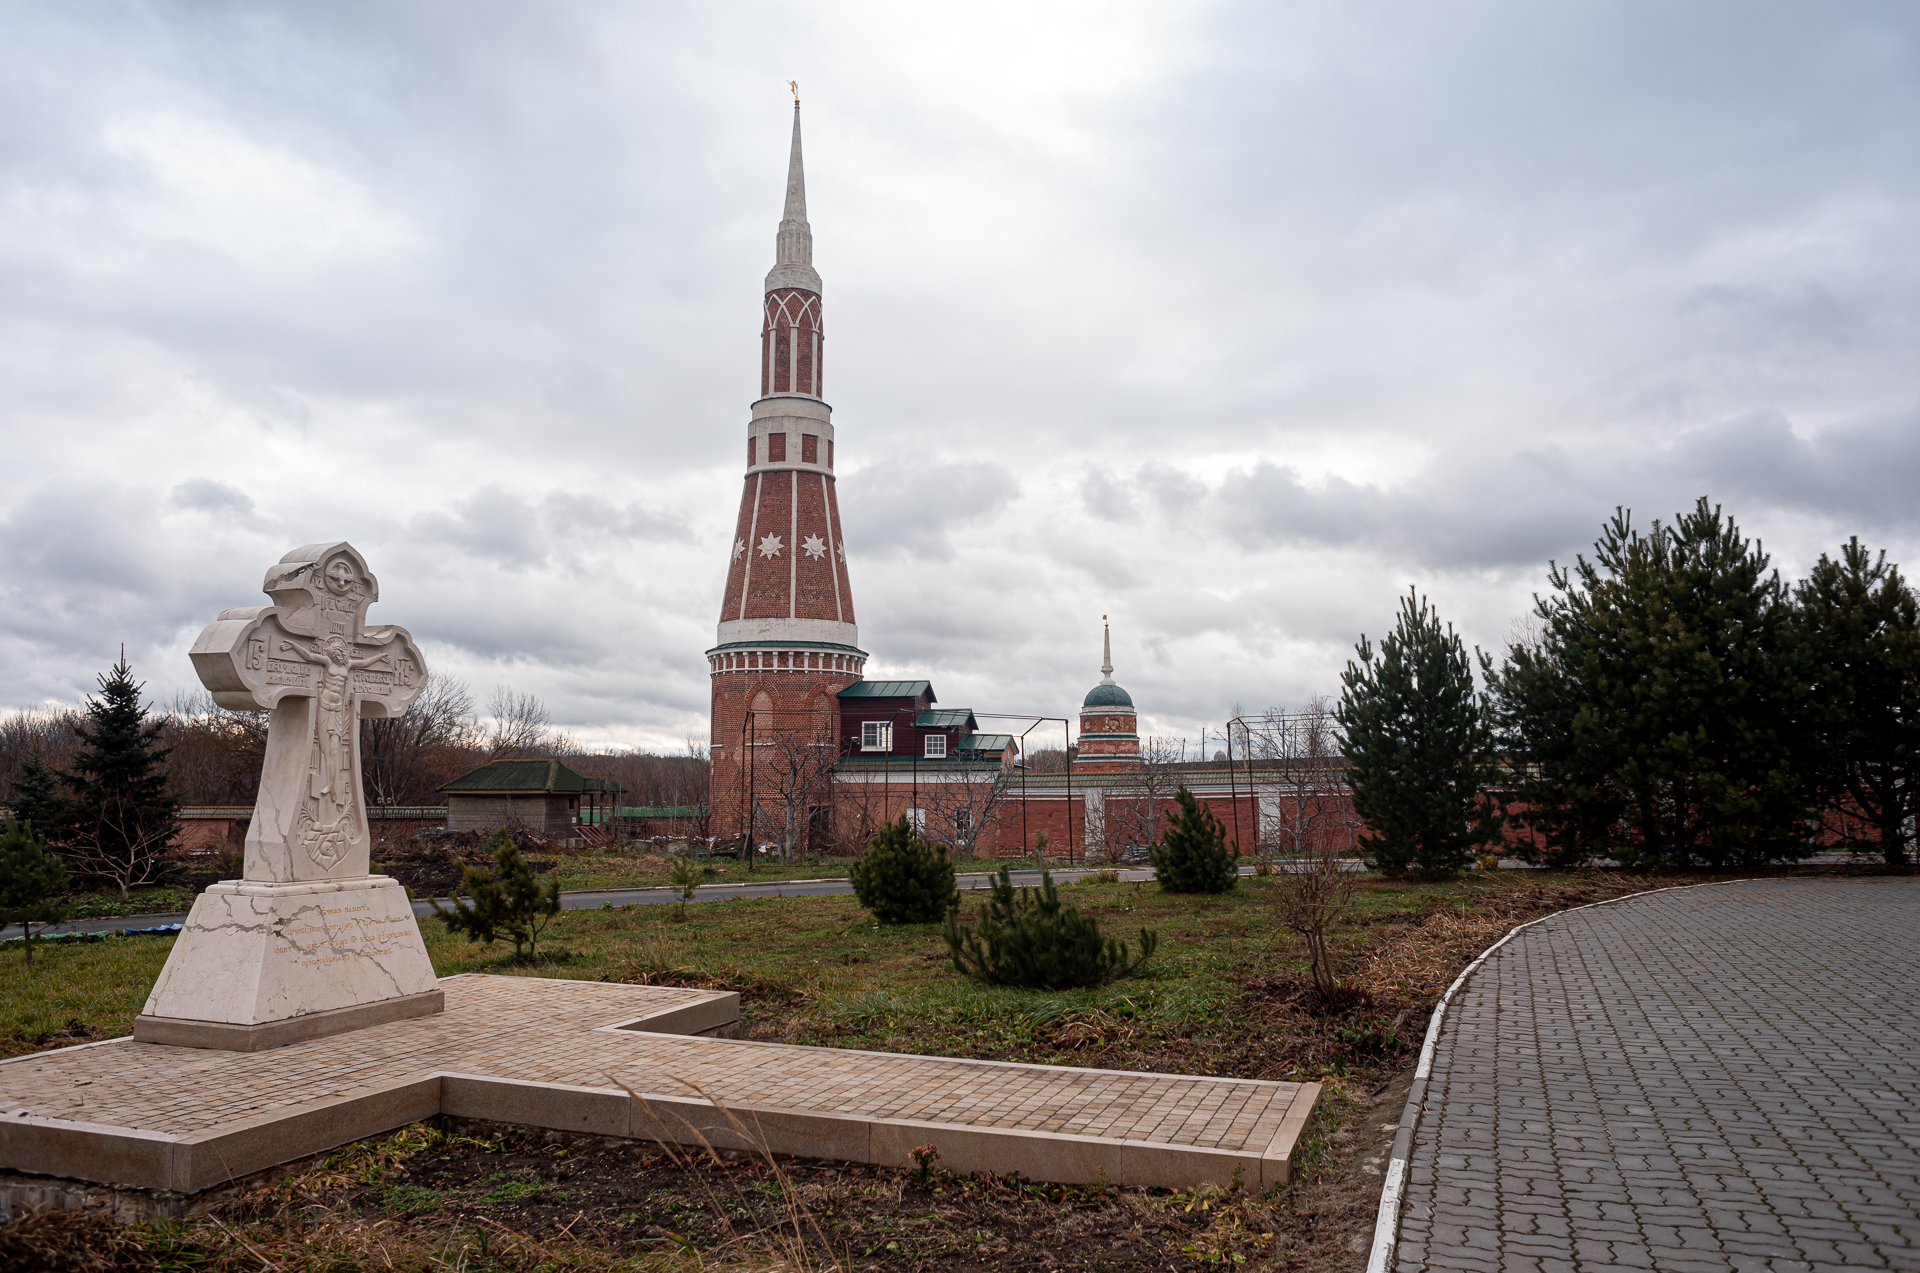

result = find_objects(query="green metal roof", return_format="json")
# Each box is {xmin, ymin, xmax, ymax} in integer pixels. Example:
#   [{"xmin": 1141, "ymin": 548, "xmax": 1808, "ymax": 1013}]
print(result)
[
  {"xmin": 915, "ymin": 708, "xmax": 975, "ymax": 729},
  {"xmin": 439, "ymin": 760, "xmax": 624, "ymax": 795},
  {"xmin": 1082, "ymin": 682, "xmax": 1135, "ymax": 708},
  {"xmin": 960, "ymin": 733, "xmax": 1014, "ymax": 752},
  {"xmin": 837, "ymin": 680, "xmax": 934, "ymax": 700}
]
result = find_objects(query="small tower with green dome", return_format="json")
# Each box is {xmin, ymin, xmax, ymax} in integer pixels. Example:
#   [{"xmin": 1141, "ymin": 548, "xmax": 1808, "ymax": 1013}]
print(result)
[{"xmin": 1075, "ymin": 617, "xmax": 1142, "ymax": 772}]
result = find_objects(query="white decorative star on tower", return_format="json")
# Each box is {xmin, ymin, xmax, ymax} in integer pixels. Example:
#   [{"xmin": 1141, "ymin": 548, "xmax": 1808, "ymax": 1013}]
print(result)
[
  {"xmin": 835, "ymin": 542, "xmax": 846, "ymax": 563},
  {"xmin": 731, "ymin": 538, "xmax": 746, "ymax": 562},
  {"xmin": 758, "ymin": 533, "xmax": 784, "ymax": 559},
  {"xmin": 802, "ymin": 534, "xmax": 827, "ymax": 560}
]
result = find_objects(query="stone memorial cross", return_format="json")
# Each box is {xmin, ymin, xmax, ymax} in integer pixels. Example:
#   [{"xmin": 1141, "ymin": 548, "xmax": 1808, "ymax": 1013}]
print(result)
[
  {"xmin": 192, "ymin": 542, "xmax": 425, "ymax": 879},
  {"xmin": 136, "ymin": 543, "xmax": 444, "ymax": 1050}
]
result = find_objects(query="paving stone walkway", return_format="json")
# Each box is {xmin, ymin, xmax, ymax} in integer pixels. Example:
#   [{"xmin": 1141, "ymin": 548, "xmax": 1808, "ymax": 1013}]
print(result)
[
  {"xmin": 1, "ymin": 974, "xmax": 1317, "ymax": 1195},
  {"xmin": 1394, "ymin": 878, "xmax": 1920, "ymax": 1273}
]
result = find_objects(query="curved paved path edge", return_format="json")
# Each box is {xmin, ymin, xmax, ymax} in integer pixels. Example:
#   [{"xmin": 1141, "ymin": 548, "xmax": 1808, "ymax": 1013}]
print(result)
[{"xmin": 1364, "ymin": 879, "xmax": 1759, "ymax": 1273}]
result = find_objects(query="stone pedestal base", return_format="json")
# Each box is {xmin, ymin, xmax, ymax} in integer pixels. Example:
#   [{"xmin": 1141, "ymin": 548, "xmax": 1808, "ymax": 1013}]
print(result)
[
  {"xmin": 134, "ymin": 987, "xmax": 444, "ymax": 1052},
  {"xmin": 137, "ymin": 875, "xmax": 442, "ymax": 1051}
]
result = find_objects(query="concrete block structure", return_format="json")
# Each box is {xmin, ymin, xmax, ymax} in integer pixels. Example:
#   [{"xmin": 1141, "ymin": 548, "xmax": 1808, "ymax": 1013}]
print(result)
[{"xmin": 439, "ymin": 759, "xmax": 621, "ymax": 837}]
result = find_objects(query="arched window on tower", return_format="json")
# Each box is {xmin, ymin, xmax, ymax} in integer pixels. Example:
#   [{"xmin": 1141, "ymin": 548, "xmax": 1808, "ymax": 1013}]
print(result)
[{"xmin": 813, "ymin": 693, "xmax": 836, "ymax": 748}]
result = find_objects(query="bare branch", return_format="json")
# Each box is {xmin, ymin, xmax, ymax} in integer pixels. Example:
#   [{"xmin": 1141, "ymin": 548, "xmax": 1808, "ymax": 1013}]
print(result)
[{"xmin": 484, "ymin": 686, "xmax": 554, "ymax": 761}]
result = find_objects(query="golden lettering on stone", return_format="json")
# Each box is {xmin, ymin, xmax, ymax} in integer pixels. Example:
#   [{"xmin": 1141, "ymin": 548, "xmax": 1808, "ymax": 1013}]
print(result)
[{"xmin": 190, "ymin": 543, "xmax": 427, "ymax": 876}]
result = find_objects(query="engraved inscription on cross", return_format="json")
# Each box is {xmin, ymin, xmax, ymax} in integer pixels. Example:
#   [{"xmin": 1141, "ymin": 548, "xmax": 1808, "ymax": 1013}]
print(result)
[{"xmin": 190, "ymin": 542, "xmax": 427, "ymax": 883}]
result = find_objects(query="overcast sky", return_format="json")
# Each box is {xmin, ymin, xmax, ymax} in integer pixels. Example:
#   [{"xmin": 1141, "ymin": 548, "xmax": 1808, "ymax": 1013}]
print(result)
[{"xmin": 4, "ymin": 1, "xmax": 1919, "ymax": 753}]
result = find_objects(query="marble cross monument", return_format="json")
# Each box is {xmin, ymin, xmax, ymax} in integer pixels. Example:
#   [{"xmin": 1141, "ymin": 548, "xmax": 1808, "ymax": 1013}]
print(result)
[{"xmin": 135, "ymin": 543, "xmax": 444, "ymax": 1050}]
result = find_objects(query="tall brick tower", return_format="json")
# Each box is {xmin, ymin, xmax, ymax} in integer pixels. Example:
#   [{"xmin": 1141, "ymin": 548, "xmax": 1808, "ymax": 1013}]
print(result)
[{"xmin": 706, "ymin": 97, "xmax": 865, "ymax": 837}]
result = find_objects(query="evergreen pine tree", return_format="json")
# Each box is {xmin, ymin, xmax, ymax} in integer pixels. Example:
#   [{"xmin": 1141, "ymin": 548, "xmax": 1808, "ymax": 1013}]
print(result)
[
  {"xmin": 1488, "ymin": 502, "xmax": 1808, "ymax": 869},
  {"xmin": 0, "ymin": 813, "xmax": 69, "ymax": 966},
  {"xmin": 432, "ymin": 829, "xmax": 563, "ymax": 959},
  {"xmin": 1338, "ymin": 588, "xmax": 1500, "ymax": 878},
  {"xmin": 944, "ymin": 866, "xmax": 1156, "ymax": 989},
  {"xmin": 1796, "ymin": 537, "xmax": 1920, "ymax": 866},
  {"xmin": 1148, "ymin": 785, "xmax": 1238, "ymax": 893},
  {"xmin": 61, "ymin": 653, "xmax": 179, "ymax": 899},
  {"xmin": 850, "ymin": 816, "xmax": 958, "ymax": 923},
  {"xmin": 6, "ymin": 751, "xmax": 68, "ymax": 838}
]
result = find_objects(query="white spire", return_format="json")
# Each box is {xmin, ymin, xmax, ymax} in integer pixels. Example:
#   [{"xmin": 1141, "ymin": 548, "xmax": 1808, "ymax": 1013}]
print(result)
[
  {"xmin": 766, "ymin": 97, "xmax": 822, "ymax": 293},
  {"xmin": 1100, "ymin": 616, "xmax": 1115, "ymax": 684}
]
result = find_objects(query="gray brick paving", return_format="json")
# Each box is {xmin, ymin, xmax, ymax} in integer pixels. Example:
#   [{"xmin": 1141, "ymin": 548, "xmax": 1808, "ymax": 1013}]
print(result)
[{"xmin": 1395, "ymin": 879, "xmax": 1920, "ymax": 1271}]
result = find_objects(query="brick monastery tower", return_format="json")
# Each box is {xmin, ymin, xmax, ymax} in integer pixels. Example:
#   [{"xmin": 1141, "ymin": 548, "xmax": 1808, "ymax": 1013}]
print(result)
[
  {"xmin": 1074, "ymin": 619, "xmax": 1142, "ymax": 772},
  {"xmin": 707, "ymin": 99, "xmax": 865, "ymax": 832}
]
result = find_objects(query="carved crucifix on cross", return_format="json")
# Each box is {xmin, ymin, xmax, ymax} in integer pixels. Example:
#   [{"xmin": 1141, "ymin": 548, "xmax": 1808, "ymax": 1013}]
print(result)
[{"xmin": 190, "ymin": 542, "xmax": 427, "ymax": 881}]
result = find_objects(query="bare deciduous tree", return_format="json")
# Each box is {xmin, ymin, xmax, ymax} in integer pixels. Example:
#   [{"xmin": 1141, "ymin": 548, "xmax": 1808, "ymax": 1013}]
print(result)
[
  {"xmin": 361, "ymin": 675, "xmax": 479, "ymax": 806},
  {"xmin": 485, "ymin": 686, "xmax": 555, "ymax": 760},
  {"xmin": 159, "ymin": 690, "xmax": 269, "ymax": 808},
  {"xmin": 1097, "ymin": 736, "xmax": 1186, "ymax": 860},
  {"xmin": 1272, "ymin": 842, "xmax": 1359, "ymax": 1003},
  {"xmin": 917, "ymin": 765, "xmax": 1011, "ymax": 859},
  {"xmin": 1243, "ymin": 698, "xmax": 1345, "ymax": 856},
  {"xmin": 0, "ymin": 709, "xmax": 82, "ymax": 809},
  {"xmin": 556, "ymin": 741, "xmax": 713, "ymax": 838},
  {"xmin": 751, "ymin": 723, "xmax": 837, "ymax": 861},
  {"xmin": 832, "ymin": 761, "xmax": 893, "ymax": 854},
  {"xmin": 1023, "ymin": 746, "xmax": 1071, "ymax": 774}
]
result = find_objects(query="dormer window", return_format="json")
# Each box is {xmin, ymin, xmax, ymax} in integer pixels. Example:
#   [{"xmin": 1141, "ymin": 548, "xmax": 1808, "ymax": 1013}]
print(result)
[
  {"xmin": 861, "ymin": 722, "xmax": 891, "ymax": 752},
  {"xmin": 924, "ymin": 735, "xmax": 947, "ymax": 759}
]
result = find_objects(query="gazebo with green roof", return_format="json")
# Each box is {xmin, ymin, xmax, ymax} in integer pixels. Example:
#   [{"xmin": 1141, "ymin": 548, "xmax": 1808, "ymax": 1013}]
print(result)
[{"xmin": 439, "ymin": 759, "xmax": 623, "ymax": 837}]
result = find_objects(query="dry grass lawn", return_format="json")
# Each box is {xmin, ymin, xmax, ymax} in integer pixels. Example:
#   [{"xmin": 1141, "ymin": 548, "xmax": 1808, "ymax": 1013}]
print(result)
[{"xmin": 5, "ymin": 867, "xmax": 1702, "ymax": 1271}]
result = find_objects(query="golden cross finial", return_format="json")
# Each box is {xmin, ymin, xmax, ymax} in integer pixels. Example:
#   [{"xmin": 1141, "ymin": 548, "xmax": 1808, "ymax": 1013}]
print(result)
[{"xmin": 789, "ymin": 80, "xmax": 799, "ymax": 104}]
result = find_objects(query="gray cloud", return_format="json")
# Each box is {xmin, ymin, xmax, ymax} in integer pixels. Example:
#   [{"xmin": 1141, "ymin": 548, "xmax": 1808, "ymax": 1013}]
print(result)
[
  {"xmin": 170, "ymin": 478, "xmax": 256, "ymax": 515},
  {"xmin": 4, "ymin": 1, "xmax": 1920, "ymax": 747},
  {"xmin": 840, "ymin": 459, "xmax": 1019, "ymax": 562}
]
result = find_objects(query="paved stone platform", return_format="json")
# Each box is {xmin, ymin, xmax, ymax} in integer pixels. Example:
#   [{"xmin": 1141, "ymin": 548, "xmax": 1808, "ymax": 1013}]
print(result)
[
  {"xmin": 0, "ymin": 974, "xmax": 1317, "ymax": 1197},
  {"xmin": 1391, "ymin": 879, "xmax": 1920, "ymax": 1273}
]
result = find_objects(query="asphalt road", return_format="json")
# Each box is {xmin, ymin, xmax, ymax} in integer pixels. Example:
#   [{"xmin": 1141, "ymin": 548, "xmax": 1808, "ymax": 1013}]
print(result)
[
  {"xmin": 0, "ymin": 857, "xmax": 1388, "ymax": 943},
  {"xmin": 3, "ymin": 865, "xmax": 1164, "ymax": 941}
]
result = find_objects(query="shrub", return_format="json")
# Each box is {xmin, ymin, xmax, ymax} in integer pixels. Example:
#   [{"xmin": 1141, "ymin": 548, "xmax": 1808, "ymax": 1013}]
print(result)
[
  {"xmin": 431, "ymin": 829, "xmax": 562, "ymax": 958},
  {"xmin": 850, "ymin": 817, "xmax": 957, "ymax": 924},
  {"xmin": 1149, "ymin": 786, "xmax": 1238, "ymax": 894},
  {"xmin": 0, "ymin": 813, "xmax": 68, "ymax": 966},
  {"xmin": 944, "ymin": 867, "xmax": 1157, "ymax": 990},
  {"xmin": 1270, "ymin": 845, "xmax": 1358, "ymax": 1006},
  {"xmin": 668, "ymin": 854, "xmax": 701, "ymax": 921}
]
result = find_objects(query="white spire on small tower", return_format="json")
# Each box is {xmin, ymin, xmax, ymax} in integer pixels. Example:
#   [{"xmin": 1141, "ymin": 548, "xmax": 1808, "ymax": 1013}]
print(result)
[
  {"xmin": 767, "ymin": 86, "xmax": 821, "ymax": 293},
  {"xmin": 1100, "ymin": 615, "xmax": 1115, "ymax": 684}
]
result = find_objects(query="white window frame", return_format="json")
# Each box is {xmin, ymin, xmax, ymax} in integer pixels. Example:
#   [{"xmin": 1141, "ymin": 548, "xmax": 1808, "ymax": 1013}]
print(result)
[
  {"xmin": 924, "ymin": 734, "xmax": 948, "ymax": 759},
  {"xmin": 861, "ymin": 721, "xmax": 891, "ymax": 752}
]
